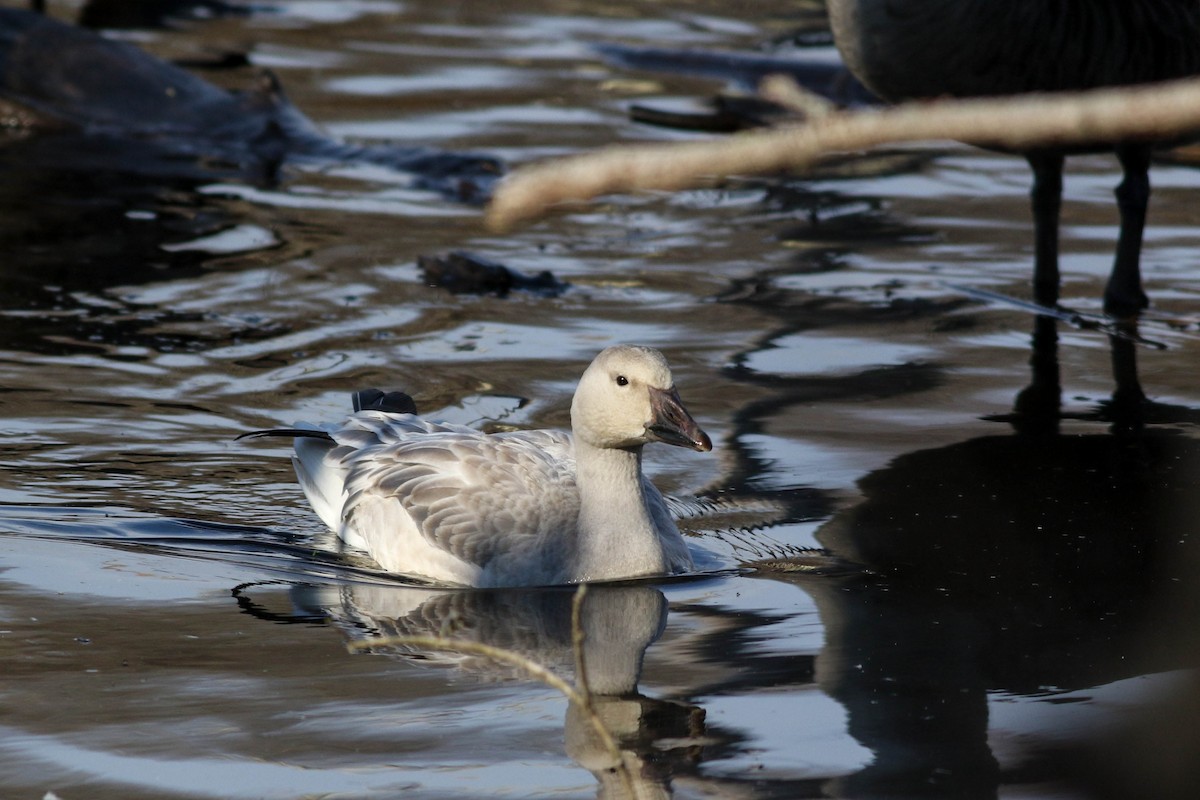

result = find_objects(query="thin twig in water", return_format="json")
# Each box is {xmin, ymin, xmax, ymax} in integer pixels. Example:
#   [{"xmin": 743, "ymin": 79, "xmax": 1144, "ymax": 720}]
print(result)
[
  {"xmin": 487, "ymin": 75, "xmax": 1200, "ymax": 230},
  {"xmin": 946, "ymin": 283, "xmax": 1169, "ymax": 348},
  {"xmin": 570, "ymin": 584, "xmax": 597, "ymax": 721}
]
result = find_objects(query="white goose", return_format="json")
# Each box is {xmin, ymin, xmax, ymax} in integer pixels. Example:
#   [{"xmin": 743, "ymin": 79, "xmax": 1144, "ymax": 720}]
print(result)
[{"xmin": 242, "ymin": 345, "xmax": 712, "ymax": 587}]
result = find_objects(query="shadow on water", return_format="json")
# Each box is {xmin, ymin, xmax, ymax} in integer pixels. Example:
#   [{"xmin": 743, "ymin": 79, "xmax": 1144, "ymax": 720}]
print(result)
[
  {"xmin": 737, "ymin": 313, "xmax": 1200, "ymax": 798},
  {"xmin": 0, "ymin": 153, "xmax": 273, "ymax": 355}
]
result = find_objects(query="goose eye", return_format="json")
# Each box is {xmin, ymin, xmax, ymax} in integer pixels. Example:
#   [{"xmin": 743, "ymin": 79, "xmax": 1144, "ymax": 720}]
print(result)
[{"xmin": 615, "ymin": 375, "xmax": 629, "ymax": 387}]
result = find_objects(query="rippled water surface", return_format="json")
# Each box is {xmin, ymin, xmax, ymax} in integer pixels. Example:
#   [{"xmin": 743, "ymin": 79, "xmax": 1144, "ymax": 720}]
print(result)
[{"xmin": 3, "ymin": 2, "xmax": 1200, "ymax": 798}]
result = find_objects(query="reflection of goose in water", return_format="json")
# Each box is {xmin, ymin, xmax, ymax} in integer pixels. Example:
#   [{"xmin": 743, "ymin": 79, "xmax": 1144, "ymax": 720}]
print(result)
[
  {"xmin": 0, "ymin": 8, "xmax": 500, "ymax": 199},
  {"xmin": 291, "ymin": 584, "xmax": 666, "ymax": 694},
  {"xmin": 827, "ymin": 0, "xmax": 1200, "ymax": 314},
  {"xmin": 755, "ymin": 315, "xmax": 1200, "ymax": 797},
  {"xmin": 283, "ymin": 582, "xmax": 701, "ymax": 800},
  {"xmin": 241, "ymin": 346, "xmax": 712, "ymax": 587}
]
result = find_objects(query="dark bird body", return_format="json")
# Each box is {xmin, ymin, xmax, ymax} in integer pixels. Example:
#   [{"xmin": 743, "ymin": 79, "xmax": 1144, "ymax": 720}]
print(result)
[
  {"xmin": 827, "ymin": 0, "xmax": 1200, "ymax": 314},
  {"xmin": 0, "ymin": 8, "xmax": 500, "ymax": 199}
]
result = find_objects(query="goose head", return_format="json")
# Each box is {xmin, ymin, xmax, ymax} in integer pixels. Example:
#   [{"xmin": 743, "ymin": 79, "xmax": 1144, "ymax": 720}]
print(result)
[{"xmin": 570, "ymin": 345, "xmax": 712, "ymax": 452}]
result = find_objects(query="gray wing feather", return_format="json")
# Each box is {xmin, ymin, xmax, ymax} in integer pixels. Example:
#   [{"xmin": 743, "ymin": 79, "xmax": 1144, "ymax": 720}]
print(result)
[{"xmin": 330, "ymin": 412, "xmax": 579, "ymax": 568}]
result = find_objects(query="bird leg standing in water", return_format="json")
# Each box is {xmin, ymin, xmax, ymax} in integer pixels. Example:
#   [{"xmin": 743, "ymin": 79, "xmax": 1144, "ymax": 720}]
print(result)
[
  {"xmin": 827, "ymin": 0, "xmax": 1200, "ymax": 316},
  {"xmin": 1110, "ymin": 143, "xmax": 1153, "ymax": 313},
  {"xmin": 1028, "ymin": 150, "xmax": 1064, "ymax": 308},
  {"xmin": 1036, "ymin": 142, "xmax": 1154, "ymax": 312}
]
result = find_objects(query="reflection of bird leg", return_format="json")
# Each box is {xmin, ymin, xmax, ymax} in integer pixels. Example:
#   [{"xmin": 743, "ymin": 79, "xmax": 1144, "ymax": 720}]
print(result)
[
  {"xmin": 1108, "ymin": 144, "xmax": 1153, "ymax": 315},
  {"xmin": 1028, "ymin": 151, "xmax": 1064, "ymax": 308},
  {"xmin": 1011, "ymin": 315, "xmax": 1061, "ymax": 435},
  {"xmin": 1108, "ymin": 321, "xmax": 1148, "ymax": 436}
]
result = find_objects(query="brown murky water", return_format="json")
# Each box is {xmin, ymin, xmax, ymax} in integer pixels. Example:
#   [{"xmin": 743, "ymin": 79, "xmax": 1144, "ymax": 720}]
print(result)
[{"xmin": 2, "ymin": 2, "xmax": 1200, "ymax": 798}]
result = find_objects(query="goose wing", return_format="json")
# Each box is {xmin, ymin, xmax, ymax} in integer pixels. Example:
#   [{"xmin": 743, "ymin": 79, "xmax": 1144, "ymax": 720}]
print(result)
[{"xmin": 329, "ymin": 412, "xmax": 580, "ymax": 569}]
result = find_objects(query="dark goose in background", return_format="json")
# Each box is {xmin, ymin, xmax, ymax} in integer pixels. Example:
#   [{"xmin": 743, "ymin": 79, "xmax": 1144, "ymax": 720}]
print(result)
[
  {"xmin": 0, "ymin": 7, "xmax": 501, "ymax": 200},
  {"xmin": 827, "ymin": 0, "xmax": 1200, "ymax": 314}
]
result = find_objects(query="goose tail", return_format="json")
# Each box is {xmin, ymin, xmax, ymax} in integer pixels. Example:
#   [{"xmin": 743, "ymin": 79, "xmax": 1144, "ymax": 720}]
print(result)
[
  {"xmin": 239, "ymin": 425, "xmax": 345, "ymax": 533},
  {"xmin": 290, "ymin": 434, "xmax": 347, "ymax": 534}
]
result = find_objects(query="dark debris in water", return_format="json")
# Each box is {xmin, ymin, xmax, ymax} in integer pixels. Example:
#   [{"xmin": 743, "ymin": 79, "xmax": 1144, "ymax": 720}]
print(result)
[{"xmin": 418, "ymin": 251, "xmax": 569, "ymax": 298}]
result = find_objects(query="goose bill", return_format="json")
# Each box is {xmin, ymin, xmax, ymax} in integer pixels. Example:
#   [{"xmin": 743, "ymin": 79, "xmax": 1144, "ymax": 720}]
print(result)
[{"xmin": 646, "ymin": 386, "xmax": 712, "ymax": 452}]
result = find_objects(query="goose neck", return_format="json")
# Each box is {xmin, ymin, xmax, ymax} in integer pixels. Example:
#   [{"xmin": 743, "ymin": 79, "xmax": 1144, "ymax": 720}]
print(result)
[
  {"xmin": 571, "ymin": 438, "xmax": 666, "ymax": 581},
  {"xmin": 574, "ymin": 437, "xmax": 646, "ymax": 506}
]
